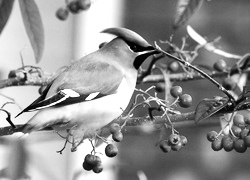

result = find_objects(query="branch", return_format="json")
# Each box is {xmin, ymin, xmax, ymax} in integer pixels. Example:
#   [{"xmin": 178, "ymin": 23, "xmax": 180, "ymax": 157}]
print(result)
[
  {"xmin": 0, "ymin": 111, "xmax": 225, "ymax": 137},
  {"xmin": 141, "ymin": 68, "xmax": 250, "ymax": 83},
  {"xmin": 1, "ymin": 67, "xmax": 249, "ymax": 89}
]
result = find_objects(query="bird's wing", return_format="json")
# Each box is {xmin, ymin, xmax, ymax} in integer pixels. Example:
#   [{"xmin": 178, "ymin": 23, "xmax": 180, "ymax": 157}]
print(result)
[{"xmin": 16, "ymin": 60, "xmax": 124, "ymax": 117}]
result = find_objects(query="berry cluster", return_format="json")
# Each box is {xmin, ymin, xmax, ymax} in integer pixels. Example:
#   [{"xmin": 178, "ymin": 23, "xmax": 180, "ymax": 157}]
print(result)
[
  {"xmin": 155, "ymin": 85, "xmax": 193, "ymax": 108},
  {"xmin": 105, "ymin": 123, "xmax": 122, "ymax": 157},
  {"xmin": 82, "ymin": 123, "xmax": 122, "ymax": 173},
  {"xmin": 82, "ymin": 154, "xmax": 103, "ymax": 173},
  {"xmin": 207, "ymin": 114, "xmax": 250, "ymax": 153},
  {"xmin": 56, "ymin": 0, "xmax": 91, "ymax": 21},
  {"xmin": 170, "ymin": 86, "xmax": 192, "ymax": 108},
  {"xmin": 159, "ymin": 133, "xmax": 187, "ymax": 153}
]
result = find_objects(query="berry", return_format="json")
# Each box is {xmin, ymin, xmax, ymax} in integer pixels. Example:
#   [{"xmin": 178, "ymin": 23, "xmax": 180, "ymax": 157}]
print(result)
[
  {"xmin": 211, "ymin": 139, "xmax": 222, "ymax": 151},
  {"xmin": 170, "ymin": 86, "xmax": 182, "ymax": 98},
  {"xmin": 180, "ymin": 135, "xmax": 188, "ymax": 147},
  {"xmin": 68, "ymin": 1, "xmax": 80, "ymax": 14},
  {"xmin": 84, "ymin": 154, "xmax": 100, "ymax": 166},
  {"xmin": 244, "ymin": 114, "xmax": 250, "ymax": 124},
  {"xmin": 234, "ymin": 139, "xmax": 247, "ymax": 153},
  {"xmin": 222, "ymin": 77, "xmax": 236, "ymax": 90},
  {"xmin": 171, "ymin": 142, "xmax": 182, "ymax": 151},
  {"xmin": 109, "ymin": 123, "xmax": 121, "ymax": 134},
  {"xmin": 155, "ymin": 83, "xmax": 165, "ymax": 93},
  {"xmin": 92, "ymin": 163, "xmax": 103, "ymax": 173},
  {"xmin": 207, "ymin": 131, "xmax": 218, "ymax": 142},
  {"xmin": 233, "ymin": 114, "xmax": 245, "ymax": 127},
  {"xmin": 213, "ymin": 59, "xmax": 227, "ymax": 72},
  {"xmin": 82, "ymin": 161, "xmax": 93, "ymax": 171},
  {"xmin": 105, "ymin": 144, "xmax": 118, "ymax": 158},
  {"xmin": 244, "ymin": 135, "xmax": 250, "ymax": 147},
  {"xmin": 168, "ymin": 61, "xmax": 179, "ymax": 72},
  {"xmin": 78, "ymin": 0, "xmax": 91, "ymax": 10},
  {"xmin": 240, "ymin": 128, "xmax": 249, "ymax": 139},
  {"xmin": 159, "ymin": 140, "xmax": 171, "ymax": 153},
  {"xmin": 179, "ymin": 94, "xmax": 192, "ymax": 108},
  {"xmin": 112, "ymin": 131, "xmax": 123, "ymax": 142},
  {"xmin": 231, "ymin": 125, "xmax": 242, "ymax": 137},
  {"xmin": 56, "ymin": 7, "xmax": 69, "ymax": 20},
  {"xmin": 222, "ymin": 136, "xmax": 234, "ymax": 152},
  {"xmin": 168, "ymin": 134, "xmax": 181, "ymax": 145}
]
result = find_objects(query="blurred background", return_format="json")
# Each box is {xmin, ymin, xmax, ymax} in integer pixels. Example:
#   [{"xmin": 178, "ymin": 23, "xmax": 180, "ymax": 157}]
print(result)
[{"xmin": 0, "ymin": 0, "xmax": 250, "ymax": 180}]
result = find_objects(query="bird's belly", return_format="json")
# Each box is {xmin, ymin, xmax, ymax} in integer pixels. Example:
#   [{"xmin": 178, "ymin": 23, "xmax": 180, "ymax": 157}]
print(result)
[{"xmin": 68, "ymin": 93, "xmax": 128, "ymax": 129}]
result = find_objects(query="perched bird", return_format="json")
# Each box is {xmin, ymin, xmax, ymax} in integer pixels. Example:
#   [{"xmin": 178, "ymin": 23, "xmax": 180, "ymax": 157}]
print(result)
[{"xmin": 17, "ymin": 27, "xmax": 158, "ymax": 151}]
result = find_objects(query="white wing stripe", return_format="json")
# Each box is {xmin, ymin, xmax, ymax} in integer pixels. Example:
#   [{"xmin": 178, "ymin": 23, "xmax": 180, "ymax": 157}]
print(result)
[
  {"xmin": 35, "ymin": 96, "xmax": 68, "ymax": 110},
  {"xmin": 35, "ymin": 89, "xmax": 79, "ymax": 110},
  {"xmin": 61, "ymin": 89, "xmax": 80, "ymax": 97},
  {"xmin": 85, "ymin": 92, "xmax": 100, "ymax": 101}
]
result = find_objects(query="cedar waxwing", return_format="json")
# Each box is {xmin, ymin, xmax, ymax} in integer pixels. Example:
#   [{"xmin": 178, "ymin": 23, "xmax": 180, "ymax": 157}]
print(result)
[{"xmin": 17, "ymin": 27, "xmax": 158, "ymax": 151}]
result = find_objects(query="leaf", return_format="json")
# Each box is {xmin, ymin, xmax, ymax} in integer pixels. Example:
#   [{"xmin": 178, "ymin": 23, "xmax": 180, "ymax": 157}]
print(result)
[
  {"xmin": 194, "ymin": 97, "xmax": 229, "ymax": 123},
  {"xmin": 0, "ymin": 0, "xmax": 14, "ymax": 34},
  {"xmin": 187, "ymin": 25, "xmax": 242, "ymax": 59},
  {"xmin": 173, "ymin": 0, "xmax": 203, "ymax": 30},
  {"xmin": 19, "ymin": 0, "xmax": 44, "ymax": 63}
]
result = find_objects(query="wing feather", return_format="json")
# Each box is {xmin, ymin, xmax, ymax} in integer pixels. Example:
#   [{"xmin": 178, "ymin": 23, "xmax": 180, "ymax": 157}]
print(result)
[{"xmin": 16, "ymin": 57, "xmax": 124, "ymax": 117}]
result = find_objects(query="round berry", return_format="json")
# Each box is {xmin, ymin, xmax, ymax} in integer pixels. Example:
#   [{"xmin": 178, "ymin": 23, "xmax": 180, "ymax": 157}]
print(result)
[
  {"xmin": 170, "ymin": 86, "xmax": 182, "ymax": 98},
  {"xmin": 180, "ymin": 135, "xmax": 188, "ymax": 147},
  {"xmin": 244, "ymin": 114, "xmax": 250, "ymax": 124},
  {"xmin": 233, "ymin": 114, "xmax": 245, "ymax": 127},
  {"xmin": 68, "ymin": 1, "xmax": 80, "ymax": 14},
  {"xmin": 56, "ymin": 7, "xmax": 69, "ymax": 20},
  {"xmin": 159, "ymin": 140, "xmax": 171, "ymax": 153},
  {"xmin": 240, "ymin": 128, "xmax": 249, "ymax": 139},
  {"xmin": 179, "ymin": 94, "xmax": 192, "ymax": 108},
  {"xmin": 171, "ymin": 142, "xmax": 182, "ymax": 151},
  {"xmin": 155, "ymin": 83, "xmax": 165, "ymax": 93},
  {"xmin": 105, "ymin": 144, "xmax": 118, "ymax": 158},
  {"xmin": 231, "ymin": 125, "xmax": 242, "ymax": 137},
  {"xmin": 234, "ymin": 139, "xmax": 247, "ymax": 153},
  {"xmin": 78, "ymin": 0, "xmax": 91, "ymax": 10},
  {"xmin": 222, "ymin": 77, "xmax": 236, "ymax": 90},
  {"xmin": 168, "ymin": 134, "xmax": 181, "ymax": 145},
  {"xmin": 109, "ymin": 123, "xmax": 121, "ymax": 134},
  {"xmin": 168, "ymin": 61, "xmax": 179, "ymax": 72},
  {"xmin": 222, "ymin": 136, "xmax": 234, "ymax": 152},
  {"xmin": 84, "ymin": 154, "xmax": 99, "ymax": 166},
  {"xmin": 213, "ymin": 59, "xmax": 227, "ymax": 72},
  {"xmin": 92, "ymin": 163, "xmax": 103, "ymax": 173},
  {"xmin": 82, "ymin": 161, "xmax": 93, "ymax": 171},
  {"xmin": 112, "ymin": 131, "xmax": 123, "ymax": 142},
  {"xmin": 244, "ymin": 135, "xmax": 250, "ymax": 147},
  {"xmin": 211, "ymin": 139, "xmax": 222, "ymax": 151},
  {"xmin": 207, "ymin": 131, "xmax": 218, "ymax": 142}
]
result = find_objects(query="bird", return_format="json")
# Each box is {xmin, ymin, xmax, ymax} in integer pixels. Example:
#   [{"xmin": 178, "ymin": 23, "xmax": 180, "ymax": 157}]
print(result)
[{"xmin": 16, "ymin": 27, "xmax": 159, "ymax": 151}]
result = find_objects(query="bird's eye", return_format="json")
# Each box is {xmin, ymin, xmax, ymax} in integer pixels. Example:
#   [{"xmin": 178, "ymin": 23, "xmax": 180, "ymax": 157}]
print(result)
[{"xmin": 129, "ymin": 44, "xmax": 142, "ymax": 52}]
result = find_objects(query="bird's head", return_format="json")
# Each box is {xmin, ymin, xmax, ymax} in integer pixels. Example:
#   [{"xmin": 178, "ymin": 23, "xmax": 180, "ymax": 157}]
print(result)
[{"xmin": 101, "ymin": 27, "xmax": 159, "ymax": 69}]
